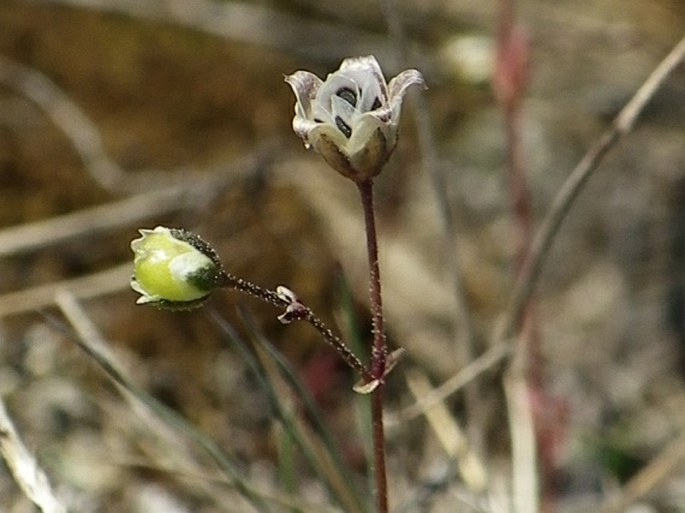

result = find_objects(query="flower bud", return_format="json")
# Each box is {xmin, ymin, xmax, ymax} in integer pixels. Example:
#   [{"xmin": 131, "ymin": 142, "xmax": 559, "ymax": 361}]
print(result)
[{"xmin": 130, "ymin": 226, "xmax": 223, "ymax": 309}]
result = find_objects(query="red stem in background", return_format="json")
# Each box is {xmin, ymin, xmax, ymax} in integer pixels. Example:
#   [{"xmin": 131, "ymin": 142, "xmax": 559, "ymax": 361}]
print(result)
[
  {"xmin": 494, "ymin": 0, "xmax": 532, "ymax": 274},
  {"xmin": 494, "ymin": 2, "xmax": 562, "ymax": 512},
  {"xmin": 357, "ymin": 179, "xmax": 389, "ymax": 513}
]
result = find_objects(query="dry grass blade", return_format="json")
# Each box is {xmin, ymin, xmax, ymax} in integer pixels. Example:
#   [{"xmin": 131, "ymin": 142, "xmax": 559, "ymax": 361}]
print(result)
[
  {"xmin": 599, "ymin": 429, "xmax": 685, "ymax": 513},
  {"xmin": 405, "ymin": 369, "xmax": 488, "ymax": 493},
  {"xmin": 0, "ymin": 188, "xmax": 186, "ymax": 258},
  {"xmin": 389, "ymin": 343, "xmax": 510, "ymax": 426},
  {"xmin": 54, "ymin": 290, "xmax": 272, "ymax": 512},
  {"xmin": 0, "ymin": 55, "xmax": 125, "ymax": 192},
  {"xmin": 20, "ymin": 0, "xmax": 388, "ymax": 61},
  {"xmin": 0, "ymin": 263, "xmax": 130, "ymax": 318},
  {"xmin": 56, "ymin": 300, "xmax": 343, "ymax": 513},
  {"xmin": 0, "ymin": 54, "xmax": 270, "ymax": 194},
  {"xmin": 498, "ymin": 33, "xmax": 685, "ymax": 343},
  {"xmin": 503, "ymin": 363, "xmax": 538, "ymax": 513},
  {"xmin": 253, "ymin": 317, "xmax": 362, "ymax": 484},
  {"xmin": 236, "ymin": 308, "xmax": 366, "ymax": 513},
  {"xmin": 0, "ymin": 397, "xmax": 67, "ymax": 513}
]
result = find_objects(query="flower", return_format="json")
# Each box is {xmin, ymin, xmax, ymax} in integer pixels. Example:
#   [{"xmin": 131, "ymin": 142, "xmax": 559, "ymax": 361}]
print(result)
[
  {"xmin": 285, "ymin": 55, "xmax": 424, "ymax": 182},
  {"xmin": 130, "ymin": 226, "xmax": 223, "ymax": 309}
]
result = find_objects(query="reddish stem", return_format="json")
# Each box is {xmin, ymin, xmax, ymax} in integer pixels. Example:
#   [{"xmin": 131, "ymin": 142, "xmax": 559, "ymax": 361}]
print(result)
[
  {"xmin": 357, "ymin": 179, "xmax": 388, "ymax": 513},
  {"xmin": 495, "ymin": 2, "xmax": 562, "ymax": 511}
]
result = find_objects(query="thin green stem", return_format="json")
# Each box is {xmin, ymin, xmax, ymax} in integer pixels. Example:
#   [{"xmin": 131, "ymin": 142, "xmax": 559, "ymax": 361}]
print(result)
[{"xmin": 357, "ymin": 179, "xmax": 388, "ymax": 513}]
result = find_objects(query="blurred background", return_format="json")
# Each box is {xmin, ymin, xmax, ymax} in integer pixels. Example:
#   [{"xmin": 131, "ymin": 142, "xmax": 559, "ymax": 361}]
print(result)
[{"xmin": 0, "ymin": 0, "xmax": 684, "ymax": 511}]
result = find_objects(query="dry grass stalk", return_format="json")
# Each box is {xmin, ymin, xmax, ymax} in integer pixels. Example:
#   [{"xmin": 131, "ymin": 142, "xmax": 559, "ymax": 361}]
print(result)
[
  {"xmin": 0, "ymin": 263, "xmax": 130, "ymax": 318},
  {"xmin": 17, "ymin": 0, "xmax": 387, "ymax": 61},
  {"xmin": 0, "ymin": 55, "xmax": 125, "ymax": 192},
  {"xmin": 0, "ymin": 397, "xmax": 67, "ymax": 513},
  {"xmin": 391, "ymin": 342, "xmax": 510, "ymax": 426},
  {"xmin": 503, "ymin": 362, "xmax": 538, "ymax": 513},
  {"xmin": 599, "ymin": 429, "xmax": 685, "ymax": 513},
  {"xmin": 498, "ymin": 33, "xmax": 685, "ymax": 343},
  {"xmin": 405, "ymin": 368, "xmax": 488, "ymax": 493}
]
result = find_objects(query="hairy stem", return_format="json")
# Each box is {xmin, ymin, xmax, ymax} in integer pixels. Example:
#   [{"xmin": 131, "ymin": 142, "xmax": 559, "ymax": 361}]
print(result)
[
  {"xmin": 357, "ymin": 179, "xmax": 388, "ymax": 513},
  {"xmin": 219, "ymin": 272, "xmax": 371, "ymax": 379}
]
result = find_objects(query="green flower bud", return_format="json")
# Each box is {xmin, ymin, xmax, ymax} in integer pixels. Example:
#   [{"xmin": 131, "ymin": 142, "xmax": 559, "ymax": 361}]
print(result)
[{"xmin": 130, "ymin": 226, "xmax": 223, "ymax": 309}]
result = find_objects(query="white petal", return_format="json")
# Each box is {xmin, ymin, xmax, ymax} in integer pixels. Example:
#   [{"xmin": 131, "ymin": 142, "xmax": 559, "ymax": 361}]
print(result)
[
  {"xmin": 285, "ymin": 71, "xmax": 322, "ymax": 118},
  {"xmin": 387, "ymin": 69, "xmax": 424, "ymax": 125},
  {"xmin": 356, "ymin": 74, "xmax": 386, "ymax": 112},
  {"xmin": 338, "ymin": 56, "xmax": 386, "ymax": 89},
  {"xmin": 330, "ymin": 94, "xmax": 357, "ymax": 127},
  {"xmin": 337, "ymin": 56, "xmax": 388, "ymax": 110},
  {"xmin": 387, "ymin": 69, "xmax": 424, "ymax": 108},
  {"xmin": 334, "ymin": 69, "xmax": 386, "ymax": 113},
  {"xmin": 131, "ymin": 279, "xmax": 157, "ymax": 303},
  {"xmin": 315, "ymin": 73, "xmax": 358, "ymax": 111},
  {"xmin": 311, "ymin": 100, "xmax": 336, "ymax": 126},
  {"xmin": 292, "ymin": 116, "xmax": 320, "ymax": 147},
  {"xmin": 348, "ymin": 112, "xmax": 389, "ymax": 156},
  {"xmin": 130, "ymin": 279, "xmax": 144, "ymax": 295}
]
